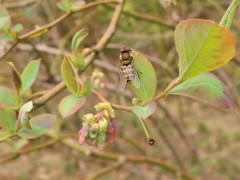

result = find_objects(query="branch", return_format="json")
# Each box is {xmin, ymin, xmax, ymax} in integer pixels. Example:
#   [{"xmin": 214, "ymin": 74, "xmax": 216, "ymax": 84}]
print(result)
[{"xmin": 0, "ymin": 0, "xmax": 118, "ymax": 60}]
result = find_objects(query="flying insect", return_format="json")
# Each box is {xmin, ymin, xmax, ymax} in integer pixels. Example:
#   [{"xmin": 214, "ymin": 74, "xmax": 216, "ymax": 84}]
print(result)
[{"xmin": 118, "ymin": 47, "xmax": 140, "ymax": 91}]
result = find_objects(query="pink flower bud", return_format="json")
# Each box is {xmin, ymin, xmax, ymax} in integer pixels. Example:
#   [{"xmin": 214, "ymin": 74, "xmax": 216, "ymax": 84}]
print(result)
[
  {"xmin": 95, "ymin": 111, "xmax": 104, "ymax": 121},
  {"xmin": 107, "ymin": 121, "xmax": 116, "ymax": 143},
  {"xmin": 79, "ymin": 126, "xmax": 88, "ymax": 145}
]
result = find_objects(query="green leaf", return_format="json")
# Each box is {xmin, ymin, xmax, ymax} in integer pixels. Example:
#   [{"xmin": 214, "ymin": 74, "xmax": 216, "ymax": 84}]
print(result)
[
  {"xmin": 57, "ymin": 0, "xmax": 72, "ymax": 12},
  {"xmin": 11, "ymin": 23, "xmax": 23, "ymax": 32},
  {"xmin": 7, "ymin": 62, "xmax": 22, "ymax": 95},
  {"xmin": 61, "ymin": 57, "xmax": 80, "ymax": 96},
  {"xmin": 220, "ymin": 0, "xmax": 239, "ymax": 30},
  {"xmin": 0, "ymin": 5, "xmax": 11, "ymax": 31},
  {"xmin": 168, "ymin": 73, "xmax": 234, "ymax": 110},
  {"xmin": 127, "ymin": 51, "xmax": 157, "ymax": 102},
  {"xmin": 20, "ymin": 60, "xmax": 40, "ymax": 95},
  {"xmin": 0, "ymin": 86, "xmax": 20, "ymax": 107},
  {"xmin": 68, "ymin": 54, "xmax": 85, "ymax": 71},
  {"xmin": 81, "ymin": 78, "xmax": 92, "ymax": 96},
  {"xmin": 18, "ymin": 114, "xmax": 56, "ymax": 139},
  {"xmin": 71, "ymin": 29, "xmax": 88, "ymax": 52},
  {"xmin": 19, "ymin": 101, "xmax": 33, "ymax": 113},
  {"xmin": 0, "ymin": 107, "xmax": 17, "ymax": 132},
  {"xmin": 175, "ymin": 19, "xmax": 236, "ymax": 81},
  {"xmin": 133, "ymin": 101, "xmax": 156, "ymax": 119},
  {"xmin": 59, "ymin": 95, "xmax": 86, "ymax": 119},
  {"xmin": 0, "ymin": 130, "xmax": 12, "ymax": 141},
  {"xmin": 18, "ymin": 101, "xmax": 33, "ymax": 129}
]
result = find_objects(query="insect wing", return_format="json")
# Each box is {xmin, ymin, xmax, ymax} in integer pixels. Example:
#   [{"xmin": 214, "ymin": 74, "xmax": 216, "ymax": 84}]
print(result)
[
  {"xmin": 133, "ymin": 69, "xmax": 140, "ymax": 88},
  {"xmin": 118, "ymin": 66, "xmax": 126, "ymax": 92}
]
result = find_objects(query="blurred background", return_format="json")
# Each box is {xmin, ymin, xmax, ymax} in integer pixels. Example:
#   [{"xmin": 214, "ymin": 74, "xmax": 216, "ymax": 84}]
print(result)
[{"xmin": 0, "ymin": 0, "xmax": 240, "ymax": 179}]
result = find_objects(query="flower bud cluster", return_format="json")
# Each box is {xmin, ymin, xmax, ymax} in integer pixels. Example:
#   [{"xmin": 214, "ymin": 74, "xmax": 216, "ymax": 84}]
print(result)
[{"xmin": 79, "ymin": 102, "xmax": 116, "ymax": 150}]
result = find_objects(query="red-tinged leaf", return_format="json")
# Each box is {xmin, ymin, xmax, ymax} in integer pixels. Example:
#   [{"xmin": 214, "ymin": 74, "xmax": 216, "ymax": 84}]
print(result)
[
  {"xmin": 0, "ymin": 86, "xmax": 20, "ymax": 107},
  {"xmin": 175, "ymin": 19, "xmax": 236, "ymax": 81},
  {"xmin": 133, "ymin": 101, "xmax": 156, "ymax": 119},
  {"xmin": 168, "ymin": 73, "xmax": 234, "ymax": 110},
  {"xmin": 0, "ymin": 106, "xmax": 17, "ymax": 132},
  {"xmin": 61, "ymin": 57, "xmax": 80, "ymax": 96},
  {"xmin": 7, "ymin": 62, "xmax": 22, "ymax": 95},
  {"xmin": 20, "ymin": 60, "xmax": 40, "ymax": 95},
  {"xmin": 18, "ymin": 114, "xmax": 56, "ymax": 139},
  {"xmin": 59, "ymin": 95, "xmax": 86, "ymax": 119}
]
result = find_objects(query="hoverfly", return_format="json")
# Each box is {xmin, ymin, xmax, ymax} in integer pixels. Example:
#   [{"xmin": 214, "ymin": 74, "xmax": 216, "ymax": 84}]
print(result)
[{"xmin": 118, "ymin": 47, "xmax": 140, "ymax": 91}]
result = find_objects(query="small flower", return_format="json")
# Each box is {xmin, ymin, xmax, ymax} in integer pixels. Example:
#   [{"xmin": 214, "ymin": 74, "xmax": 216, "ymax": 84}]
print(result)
[
  {"xmin": 82, "ymin": 113, "xmax": 95, "ymax": 124},
  {"xmin": 94, "ymin": 111, "xmax": 104, "ymax": 121},
  {"xmin": 107, "ymin": 120, "xmax": 116, "ymax": 143},
  {"xmin": 79, "ymin": 126, "xmax": 89, "ymax": 145},
  {"xmin": 90, "ymin": 123, "xmax": 99, "ymax": 138},
  {"xmin": 95, "ymin": 102, "xmax": 115, "ymax": 118}
]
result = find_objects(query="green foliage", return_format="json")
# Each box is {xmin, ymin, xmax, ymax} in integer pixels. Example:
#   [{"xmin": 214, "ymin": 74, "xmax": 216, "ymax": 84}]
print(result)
[
  {"xmin": 68, "ymin": 54, "xmax": 85, "ymax": 71},
  {"xmin": 59, "ymin": 95, "xmax": 86, "ymax": 119},
  {"xmin": 18, "ymin": 101, "xmax": 33, "ymax": 129},
  {"xmin": 0, "ymin": 87, "xmax": 20, "ymax": 107},
  {"xmin": 127, "ymin": 51, "xmax": 157, "ymax": 102},
  {"xmin": 175, "ymin": 19, "xmax": 236, "ymax": 82},
  {"xmin": 0, "ymin": 107, "xmax": 16, "ymax": 132},
  {"xmin": 57, "ymin": 0, "xmax": 72, "ymax": 12},
  {"xmin": 18, "ymin": 114, "xmax": 56, "ymax": 139},
  {"xmin": 220, "ymin": 0, "xmax": 239, "ymax": 30},
  {"xmin": 61, "ymin": 57, "xmax": 80, "ymax": 96},
  {"xmin": 20, "ymin": 60, "xmax": 40, "ymax": 95},
  {"xmin": 81, "ymin": 78, "xmax": 92, "ymax": 96},
  {"xmin": 133, "ymin": 101, "xmax": 156, "ymax": 119},
  {"xmin": 168, "ymin": 73, "xmax": 234, "ymax": 109},
  {"xmin": 71, "ymin": 29, "xmax": 88, "ymax": 52}
]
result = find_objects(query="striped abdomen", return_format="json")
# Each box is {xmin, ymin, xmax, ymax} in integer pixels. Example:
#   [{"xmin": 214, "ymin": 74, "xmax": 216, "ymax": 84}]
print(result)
[{"xmin": 121, "ymin": 64, "xmax": 135, "ymax": 83}]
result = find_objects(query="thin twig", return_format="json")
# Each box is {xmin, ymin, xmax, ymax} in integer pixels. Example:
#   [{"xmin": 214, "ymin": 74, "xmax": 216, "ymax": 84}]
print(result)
[
  {"xmin": 0, "ymin": 0, "xmax": 118, "ymax": 60},
  {"xmin": 151, "ymin": 117, "xmax": 186, "ymax": 171}
]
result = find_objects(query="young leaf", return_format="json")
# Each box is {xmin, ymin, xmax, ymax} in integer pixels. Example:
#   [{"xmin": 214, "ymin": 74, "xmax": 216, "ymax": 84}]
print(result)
[
  {"xmin": 67, "ymin": 54, "xmax": 85, "ymax": 71},
  {"xmin": 71, "ymin": 29, "xmax": 88, "ymax": 52},
  {"xmin": 168, "ymin": 73, "xmax": 234, "ymax": 110},
  {"xmin": 61, "ymin": 57, "xmax": 80, "ymax": 96},
  {"xmin": 28, "ymin": 28, "xmax": 48, "ymax": 39},
  {"xmin": 133, "ymin": 101, "xmax": 156, "ymax": 119},
  {"xmin": 20, "ymin": 60, "xmax": 40, "ymax": 95},
  {"xmin": 220, "ymin": 0, "xmax": 238, "ymax": 30},
  {"xmin": 175, "ymin": 19, "xmax": 236, "ymax": 82},
  {"xmin": 0, "ymin": 130, "xmax": 12, "ymax": 141},
  {"xmin": 57, "ymin": 0, "xmax": 72, "ymax": 12},
  {"xmin": 18, "ymin": 114, "xmax": 56, "ymax": 139},
  {"xmin": 0, "ymin": 107, "xmax": 17, "ymax": 132},
  {"xmin": 0, "ymin": 86, "xmax": 20, "ymax": 107},
  {"xmin": 127, "ymin": 51, "xmax": 157, "ymax": 102},
  {"xmin": 59, "ymin": 95, "xmax": 86, "ymax": 119},
  {"xmin": 7, "ymin": 62, "xmax": 22, "ymax": 95},
  {"xmin": 0, "ymin": 5, "xmax": 11, "ymax": 31},
  {"xmin": 81, "ymin": 78, "xmax": 92, "ymax": 96},
  {"xmin": 18, "ymin": 101, "xmax": 33, "ymax": 129}
]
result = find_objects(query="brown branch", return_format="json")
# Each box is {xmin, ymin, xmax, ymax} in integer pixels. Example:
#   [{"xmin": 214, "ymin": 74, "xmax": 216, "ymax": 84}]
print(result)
[
  {"xmin": 158, "ymin": 103, "xmax": 207, "ymax": 179},
  {"xmin": 151, "ymin": 117, "xmax": 186, "ymax": 171},
  {"xmin": 62, "ymin": 138, "xmax": 195, "ymax": 180},
  {"xmin": 0, "ymin": 0, "xmax": 118, "ymax": 61}
]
